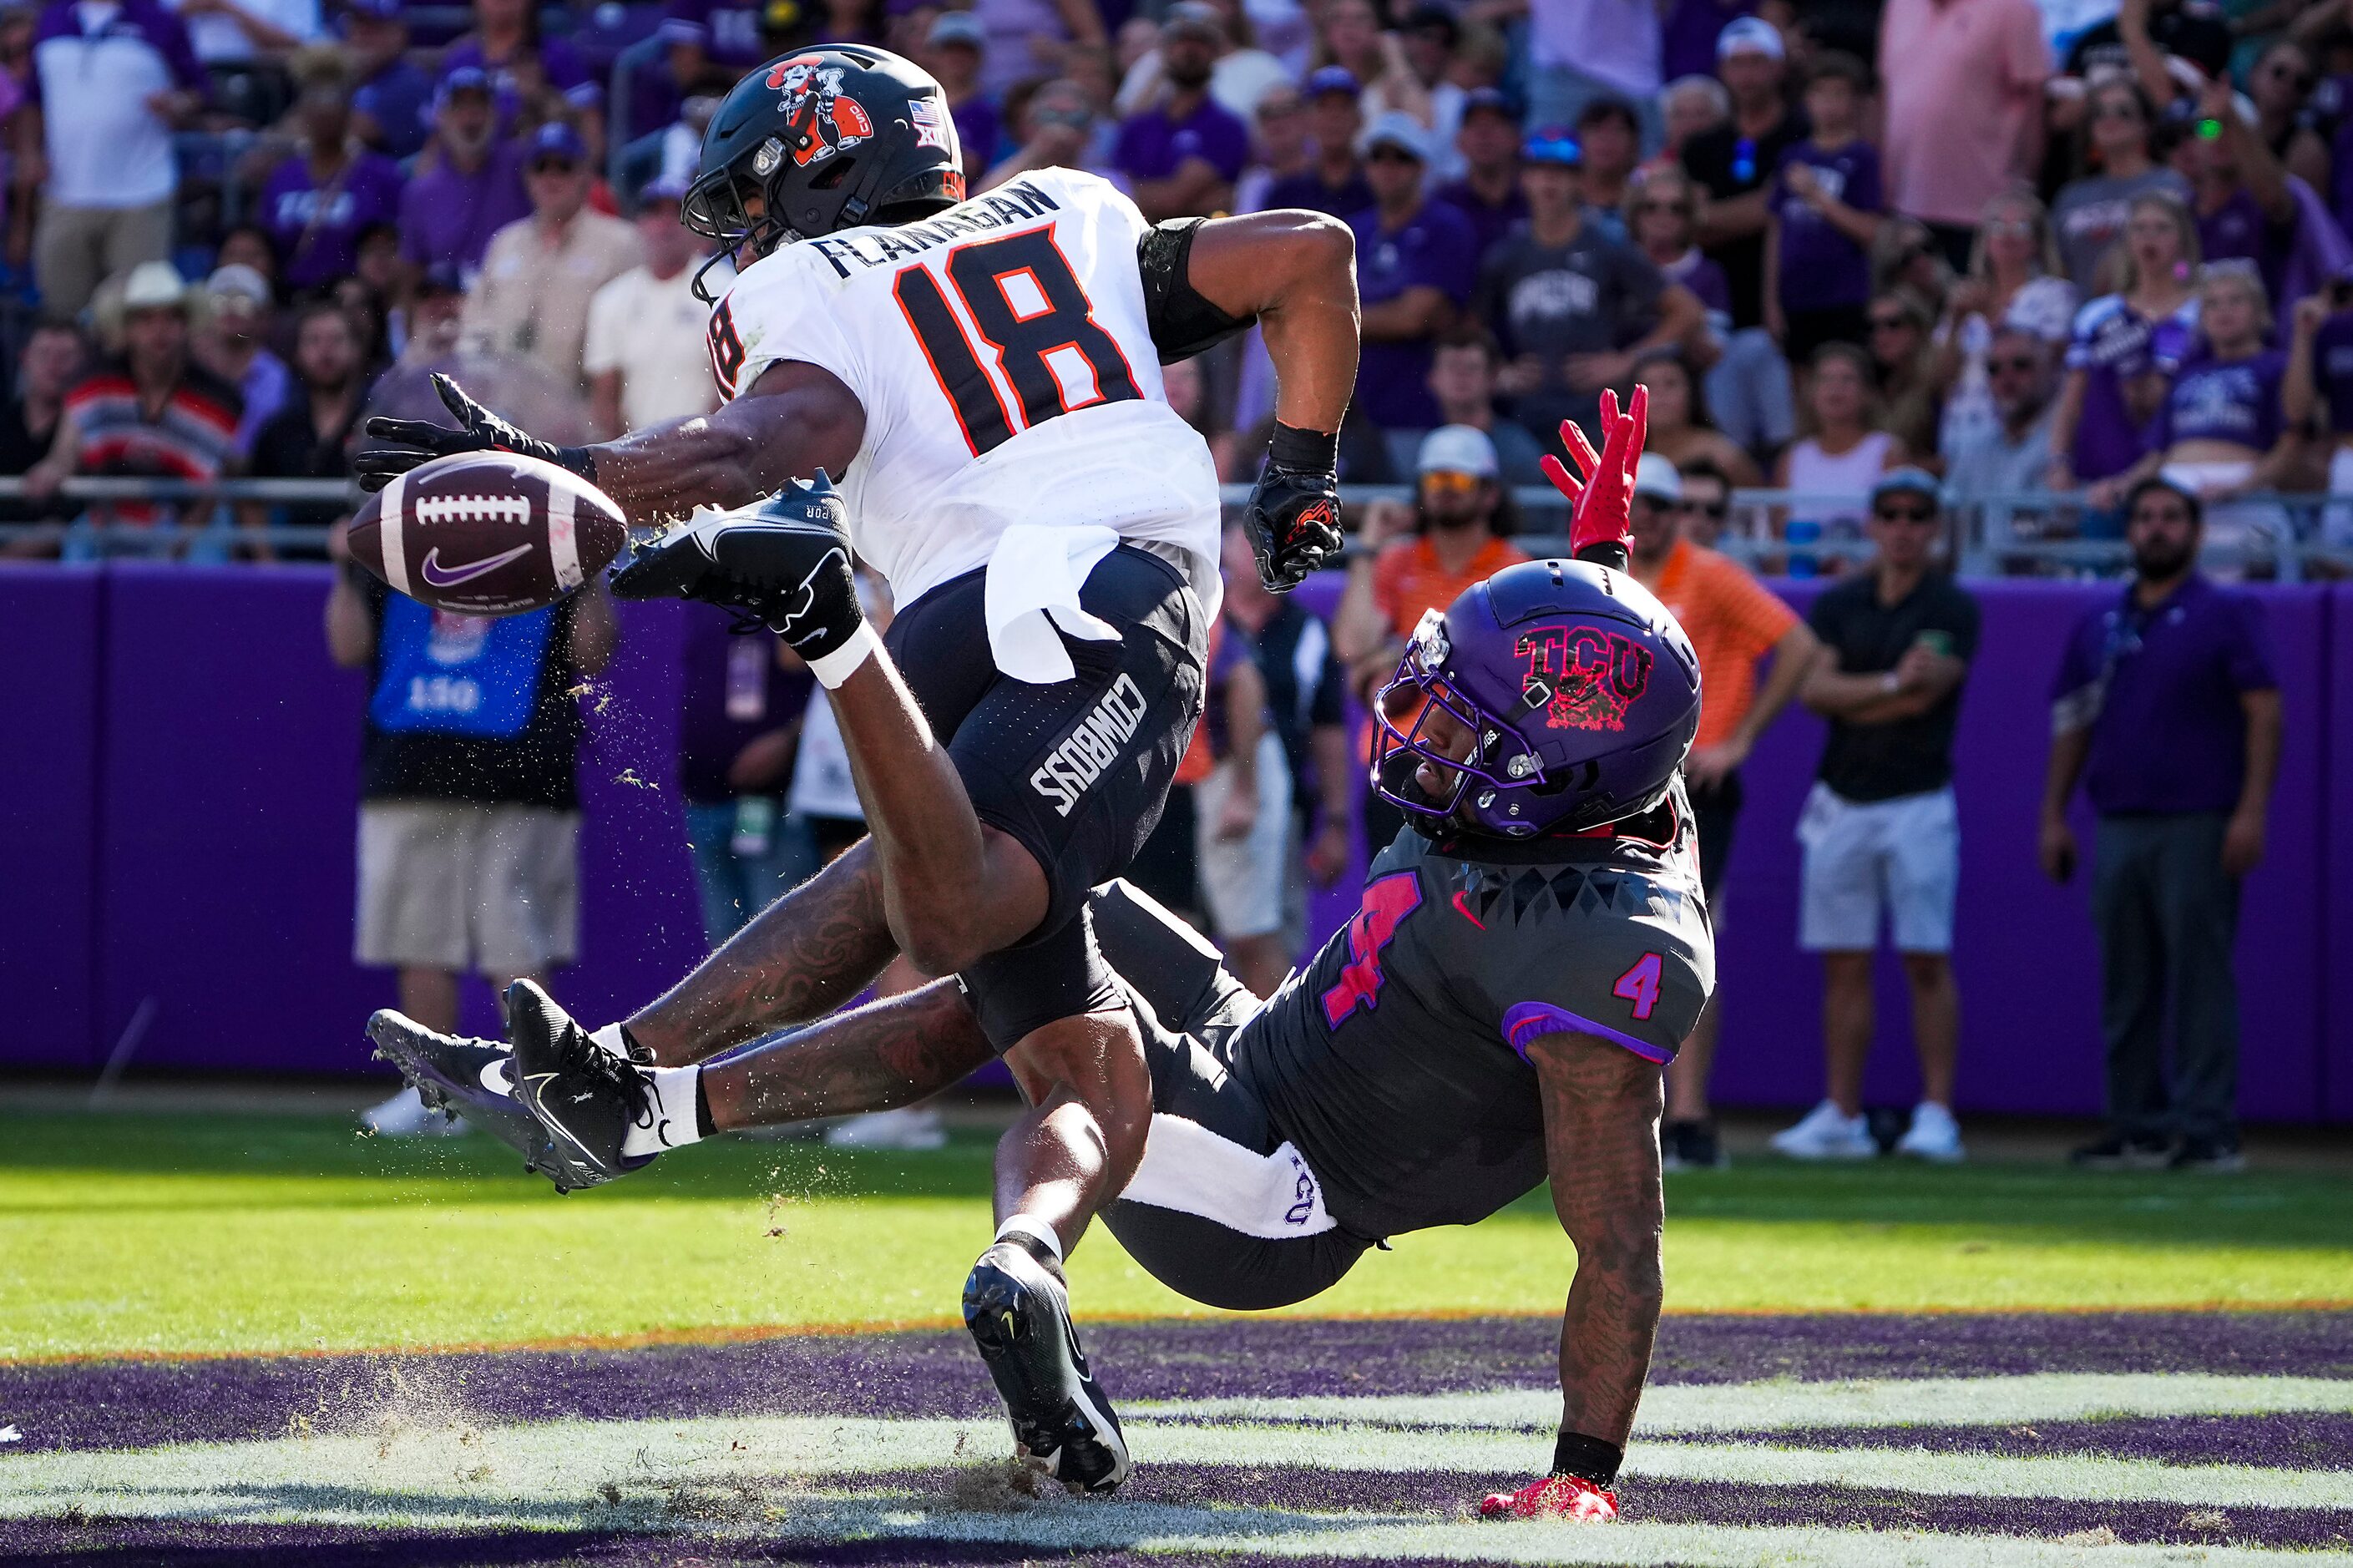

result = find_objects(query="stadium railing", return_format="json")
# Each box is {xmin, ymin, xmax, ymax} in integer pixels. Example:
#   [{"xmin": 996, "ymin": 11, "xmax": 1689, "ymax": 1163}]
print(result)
[{"xmin": 1, "ymin": 478, "xmax": 2346, "ymax": 578}]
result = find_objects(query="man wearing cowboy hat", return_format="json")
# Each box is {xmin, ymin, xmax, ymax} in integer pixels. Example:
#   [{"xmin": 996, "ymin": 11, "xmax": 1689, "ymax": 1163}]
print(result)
[{"xmin": 23, "ymin": 260, "xmax": 243, "ymax": 541}]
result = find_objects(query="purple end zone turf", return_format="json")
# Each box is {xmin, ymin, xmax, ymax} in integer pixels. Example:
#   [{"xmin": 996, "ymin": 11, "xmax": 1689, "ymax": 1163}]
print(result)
[{"xmin": 6, "ymin": 1311, "xmax": 2352, "ymax": 1454}]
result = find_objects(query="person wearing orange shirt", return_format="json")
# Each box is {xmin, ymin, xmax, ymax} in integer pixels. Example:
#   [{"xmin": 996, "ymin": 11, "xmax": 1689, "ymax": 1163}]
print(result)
[
  {"xmin": 1627, "ymin": 453, "xmax": 1820, "ymax": 1170},
  {"xmin": 1334, "ymin": 424, "xmax": 1533, "ymax": 851}
]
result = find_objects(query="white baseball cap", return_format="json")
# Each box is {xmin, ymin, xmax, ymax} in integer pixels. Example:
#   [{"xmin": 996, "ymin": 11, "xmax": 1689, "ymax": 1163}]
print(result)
[
  {"xmin": 1717, "ymin": 16, "xmax": 1784, "ymax": 60},
  {"xmin": 1417, "ymin": 424, "xmax": 1499, "ymax": 478},
  {"xmin": 1634, "ymin": 453, "xmax": 1683, "ymax": 503}
]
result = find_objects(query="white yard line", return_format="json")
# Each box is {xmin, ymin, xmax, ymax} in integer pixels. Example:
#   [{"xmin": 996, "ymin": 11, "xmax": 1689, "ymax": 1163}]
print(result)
[
  {"xmin": 3, "ymin": 1392, "xmax": 2350, "ymax": 1529},
  {"xmin": 1139, "ymin": 1374, "xmax": 2353, "ymax": 1435}
]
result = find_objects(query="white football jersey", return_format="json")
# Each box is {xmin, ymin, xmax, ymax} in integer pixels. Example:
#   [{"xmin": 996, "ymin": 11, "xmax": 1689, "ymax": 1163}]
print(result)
[{"xmin": 706, "ymin": 167, "xmax": 1223, "ymax": 615}]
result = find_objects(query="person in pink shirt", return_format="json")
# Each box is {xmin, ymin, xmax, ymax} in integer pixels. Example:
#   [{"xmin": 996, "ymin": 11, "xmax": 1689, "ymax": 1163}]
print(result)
[{"xmin": 1880, "ymin": 0, "xmax": 2051, "ymax": 272}]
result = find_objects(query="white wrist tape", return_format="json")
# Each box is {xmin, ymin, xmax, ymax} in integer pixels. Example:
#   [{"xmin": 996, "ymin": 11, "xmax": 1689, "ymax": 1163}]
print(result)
[{"xmin": 807, "ymin": 621, "xmax": 878, "ymax": 690}]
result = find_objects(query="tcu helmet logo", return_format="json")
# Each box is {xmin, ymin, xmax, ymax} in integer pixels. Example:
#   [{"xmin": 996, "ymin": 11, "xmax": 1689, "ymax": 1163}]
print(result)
[
  {"xmin": 1515, "ymin": 626, "xmax": 1653, "ymax": 731},
  {"xmin": 766, "ymin": 58, "xmax": 874, "ymax": 166}
]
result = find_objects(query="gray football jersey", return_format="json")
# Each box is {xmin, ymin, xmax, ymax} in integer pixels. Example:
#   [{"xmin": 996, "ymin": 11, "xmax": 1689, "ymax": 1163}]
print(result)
[{"xmin": 1227, "ymin": 788, "xmax": 1714, "ymax": 1238}]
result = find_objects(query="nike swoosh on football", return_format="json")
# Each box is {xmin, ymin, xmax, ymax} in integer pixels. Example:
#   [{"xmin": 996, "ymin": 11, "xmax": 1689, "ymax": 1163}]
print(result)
[{"xmin": 419, "ymin": 543, "xmax": 535, "ymax": 588}]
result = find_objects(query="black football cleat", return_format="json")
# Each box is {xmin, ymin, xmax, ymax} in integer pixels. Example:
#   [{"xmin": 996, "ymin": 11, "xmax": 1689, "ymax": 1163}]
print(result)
[
  {"xmin": 504, "ymin": 980, "xmax": 658, "ymax": 1194},
  {"xmin": 366, "ymin": 1010, "xmax": 558, "ymax": 1174},
  {"xmin": 962, "ymin": 1237, "xmax": 1130, "ymax": 1495},
  {"xmin": 606, "ymin": 473, "xmax": 856, "ymax": 641}
]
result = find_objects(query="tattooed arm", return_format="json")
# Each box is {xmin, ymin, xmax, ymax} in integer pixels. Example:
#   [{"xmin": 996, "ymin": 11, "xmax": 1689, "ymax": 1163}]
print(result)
[
  {"xmin": 1526, "ymin": 1029, "xmax": 1667, "ymax": 1444},
  {"xmin": 699, "ymin": 977, "xmax": 995, "ymax": 1130},
  {"xmin": 625, "ymin": 843, "xmax": 899, "ymax": 1066}
]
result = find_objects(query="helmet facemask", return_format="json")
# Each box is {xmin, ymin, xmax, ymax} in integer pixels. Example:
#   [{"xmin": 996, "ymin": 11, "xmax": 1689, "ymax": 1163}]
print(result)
[{"xmin": 1372, "ymin": 612, "xmax": 1552, "ymax": 837}]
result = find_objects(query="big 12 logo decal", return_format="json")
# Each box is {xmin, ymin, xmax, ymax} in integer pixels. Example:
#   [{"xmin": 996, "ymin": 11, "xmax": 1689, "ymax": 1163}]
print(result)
[{"xmin": 1516, "ymin": 626, "xmax": 1653, "ymax": 731}]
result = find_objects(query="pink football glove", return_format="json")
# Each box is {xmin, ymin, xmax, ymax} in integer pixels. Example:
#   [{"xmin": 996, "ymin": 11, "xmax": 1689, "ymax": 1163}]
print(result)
[
  {"xmin": 1478, "ymin": 1473, "xmax": 1620, "ymax": 1523},
  {"xmin": 1536, "ymin": 386, "xmax": 1649, "ymax": 561}
]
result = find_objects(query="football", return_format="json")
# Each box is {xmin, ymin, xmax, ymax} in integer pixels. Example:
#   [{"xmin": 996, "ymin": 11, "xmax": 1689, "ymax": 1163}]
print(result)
[{"xmin": 347, "ymin": 450, "xmax": 630, "ymax": 617}]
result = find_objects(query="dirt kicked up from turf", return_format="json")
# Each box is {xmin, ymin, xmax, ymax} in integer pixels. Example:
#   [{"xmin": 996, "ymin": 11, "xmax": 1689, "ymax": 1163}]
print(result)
[{"xmin": 1, "ymin": 1312, "xmax": 2349, "ymax": 1566}]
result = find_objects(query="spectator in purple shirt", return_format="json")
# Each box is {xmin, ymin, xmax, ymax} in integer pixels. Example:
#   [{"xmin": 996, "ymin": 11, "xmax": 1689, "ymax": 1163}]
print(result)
[
  {"xmin": 1260, "ymin": 65, "xmax": 1372, "ymax": 218},
  {"xmin": 924, "ymin": 11, "xmax": 999, "ymax": 181},
  {"xmin": 1113, "ymin": 4, "xmax": 1249, "ymax": 220},
  {"xmin": 397, "ymin": 68, "xmax": 529, "ymax": 288},
  {"xmin": 1349, "ymin": 113, "xmax": 1479, "ymax": 452},
  {"xmin": 1433, "ymin": 88, "xmax": 1526, "ymax": 264},
  {"xmin": 2181, "ymin": 78, "xmax": 2300, "ymax": 311},
  {"xmin": 438, "ymin": 0, "xmax": 596, "ymax": 129},
  {"xmin": 344, "ymin": 0, "xmax": 433, "ymax": 159},
  {"xmin": 260, "ymin": 54, "xmax": 407, "ymax": 295},
  {"xmin": 2281, "ymin": 271, "xmax": 2353, "ymax": 525},
  {"xmin": 1763, "ymin": 52, "xmax": 1882, "ymax": 368},
  {"xmin": 2047, "ymin": 191, "xmax": 2201, "ymax": 523},
  {"xmin": 2093, "ymin": 263, "xmax": 2296, "ymax": 567},
  {"xmin": 2041, "ymin": 477, "xmax": 2281, "ymax": 1174},
  {"xmin": 1628, "ymin": 164, "xmax": 1731, "ymax": 350}
]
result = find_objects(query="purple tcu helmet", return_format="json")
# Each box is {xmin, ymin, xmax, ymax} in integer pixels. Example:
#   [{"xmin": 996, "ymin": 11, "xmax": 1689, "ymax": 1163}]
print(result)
[{"xmin": 1373, "ymin": 559, "xmax": 1700, "ymax": 837}]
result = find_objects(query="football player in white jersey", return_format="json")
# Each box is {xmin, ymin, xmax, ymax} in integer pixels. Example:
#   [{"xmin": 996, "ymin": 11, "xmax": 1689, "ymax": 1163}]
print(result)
[{"xmin": 358, "ymin": 44, "xmax": 1361, "ymax": 1492}]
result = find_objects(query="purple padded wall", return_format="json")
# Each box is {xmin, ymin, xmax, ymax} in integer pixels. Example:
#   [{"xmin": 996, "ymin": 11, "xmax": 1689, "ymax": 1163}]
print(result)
[
  {"xmin": 0, "ymin": 565, "xmax": 103, "ymax": 1069},
  {"xmin": 0, "ymin": 567, "xmax": 2341, "ymax": 1123}
]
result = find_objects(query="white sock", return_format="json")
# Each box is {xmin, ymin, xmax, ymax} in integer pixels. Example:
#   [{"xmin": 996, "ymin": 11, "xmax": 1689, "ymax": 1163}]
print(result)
[
  {"xmin": 589, "ymin": 1023, "xmax": 633, "ymax": 1061},
  {"xmin": 994, "ymin": 1214, "xmax": 1064, "ymax": 1263},
  {"xmin": 620, "ymin": 1065, "xmax": 705, "ymax": 1159}
]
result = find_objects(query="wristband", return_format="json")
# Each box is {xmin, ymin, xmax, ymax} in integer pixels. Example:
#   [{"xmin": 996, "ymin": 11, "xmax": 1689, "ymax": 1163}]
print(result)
[
  {"xmin": 556, "ymin": 446, "xmax": 599, "ymax": 484},
  {"xmin": 807, "ymin": 620, "xmax": 878, "ymax": 690},
  {"xmin": 1551, "ymin": 1430, "xmax": 1624, "ymax": 1487},
  {"xmin": 1268, "ymin": 422, "xmax": 1339, "ymax": 474}
]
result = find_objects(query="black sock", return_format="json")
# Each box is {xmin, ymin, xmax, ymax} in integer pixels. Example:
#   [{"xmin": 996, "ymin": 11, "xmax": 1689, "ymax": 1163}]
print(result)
[
  {"xmin": 694, "ymin": 1072, "xmax": 716, "ymax": 1138},
  {"xmin": 1551, "ymin": 1430, "xmax": 1624, "ymax": 1486}
]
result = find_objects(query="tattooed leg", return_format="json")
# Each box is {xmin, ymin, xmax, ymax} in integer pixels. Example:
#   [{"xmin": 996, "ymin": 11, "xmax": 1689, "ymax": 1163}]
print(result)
[
  {"xmin": 625, "ymin": 842, "xmax": 899, "ymax": 1067},
  {"xmin": 698, "ymin": 977, "xmax": 995, "ymax": 1130},
  {"xmin": 1526, "ymin": 1029, "xmax": 1667, "ymax": 1445}
]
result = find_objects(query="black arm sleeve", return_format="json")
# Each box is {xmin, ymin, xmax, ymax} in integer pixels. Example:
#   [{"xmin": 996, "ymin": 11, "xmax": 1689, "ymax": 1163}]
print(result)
[{"xmin": 1137, "ymin": 217, "xmax": 1257, "ymax": 364}]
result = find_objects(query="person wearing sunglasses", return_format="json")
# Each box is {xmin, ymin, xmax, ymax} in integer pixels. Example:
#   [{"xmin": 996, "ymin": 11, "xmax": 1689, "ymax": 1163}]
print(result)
[
  {"xmin": 461, "ymin": 120, "xmax": 644, "ymax": 395},
  {"xmin": 1931, "ymin": 188, "xmax": 2076, "ymax": 458},
  {"xmin": 1622, "ymin": 453, "xmax": 1819, "ymax": 1171},
  {"xmin": 1475, "ymin": 128, "xmax": 1705, "ymax": 465},
  {"xmin": 1672, "ymin": 455, "xmax": 1733, "ymax": 547},
  {"xmin": 1944, "ymin": 323, "xmax": 2062, "ymax": 546},
  {"xmin": 1774, "ymin": 468, "xmax": 1977, "ymax": 1166},
  {"xmin": 2050, "ymin": 78, "xmax": 2186, "ymax": 296},
  {"xmin": 1677, "ymin": 18, "xmax": 1804, "ymax": 455},
  {"xmin": 2244, "ymin": 40, "xmax": 2329, "ymax": 194},
  {"xmin": 1346, "ymin": 113, "xmax": 1480, "ymax": 464}
]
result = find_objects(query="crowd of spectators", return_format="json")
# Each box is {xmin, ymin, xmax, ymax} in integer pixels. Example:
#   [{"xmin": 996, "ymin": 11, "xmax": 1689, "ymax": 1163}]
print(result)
[
  {"xmin": 0, "ymin": 0, "xmax": 2299, "ymax": 1163},
  {"xmin": 5, "ymin": 0, "xmax": 2353, "ymax": 565}
]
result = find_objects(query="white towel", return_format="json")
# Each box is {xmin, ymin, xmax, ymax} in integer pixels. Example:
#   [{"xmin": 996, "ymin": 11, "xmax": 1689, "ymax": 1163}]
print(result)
[{"xmin": 982, "ymin": 524, "xmax": 1123, "ymax": 684}]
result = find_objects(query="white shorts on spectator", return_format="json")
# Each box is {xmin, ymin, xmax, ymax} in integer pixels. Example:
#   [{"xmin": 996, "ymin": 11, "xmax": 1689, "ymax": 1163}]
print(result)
[
  {"xmin": 2159, "ymin": 462, "xmax": 2291, "ymax": 577},
  {"xmin": 1796, "ymin": 782, "xmax": 1960, "ymax": 954},
  {"xmin": 356, "ymin": 802, "xmax": 581, "ymax": 976},
  {"xmin": 1192, "ymin": 731, "xmax": 1297, "ymax": 943}
]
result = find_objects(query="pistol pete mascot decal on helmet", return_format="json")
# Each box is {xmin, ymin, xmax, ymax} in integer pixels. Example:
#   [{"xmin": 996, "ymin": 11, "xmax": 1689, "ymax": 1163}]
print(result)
[
  {"xmin": 767, "ymin": 57, "xmax": 875, "ymax": 166},
  {"xmin": 1518, "ymin": 626, "xmax": 1655, "ymax": 732}
]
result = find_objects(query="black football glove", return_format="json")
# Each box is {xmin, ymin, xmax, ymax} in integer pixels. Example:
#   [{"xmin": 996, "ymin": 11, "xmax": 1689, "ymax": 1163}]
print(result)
[
  {"xmin": 1243, "ymin": 423, "xmax": 1343, "ymax": 592},
  {"xmin": 610, "ymin": 472, "xmax": 863, "ymax": 659},
  {"xmin": 355, "ymin": 372, "xmax": 599, "ymax": 493}
]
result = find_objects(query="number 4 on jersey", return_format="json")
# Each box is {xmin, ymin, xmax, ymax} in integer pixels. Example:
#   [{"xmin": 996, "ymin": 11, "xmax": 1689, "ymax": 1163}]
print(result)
[
  {"xmin": 1322, "ymin": 873, "xmax": 1424, "ymax": 1029},
  {"xmin": 1612, "ymin": 953, "xmax": 1663, "ymax": 1021}
]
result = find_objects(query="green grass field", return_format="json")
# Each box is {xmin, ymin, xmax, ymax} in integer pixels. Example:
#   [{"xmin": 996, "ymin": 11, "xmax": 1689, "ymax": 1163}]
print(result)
[{"xmin": 3, "ymin": 1109, "xmax": 2350, "ymax": 1362}]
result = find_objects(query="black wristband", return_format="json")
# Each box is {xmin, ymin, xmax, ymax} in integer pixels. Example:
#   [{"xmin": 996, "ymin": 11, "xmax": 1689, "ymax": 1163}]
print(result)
[
  {"xmin": 557, "ymin": 446, "xmax": 600, "ymax": 485},
  {"xmin": 1551, "ymin": 1430, "xmax": 1624, "ymax": 1486},
  {"xmin": 1576, "ymin": 539, "xmax": 1631, "ymax": 573},
  {"xmin": 1268, "ymin": 422, "xmax": 1338, "ymax": 474}
]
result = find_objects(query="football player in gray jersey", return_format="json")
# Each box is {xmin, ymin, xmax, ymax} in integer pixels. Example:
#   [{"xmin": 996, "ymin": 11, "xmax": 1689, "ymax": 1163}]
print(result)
[{"xmin": 376, "ymin": 394, "xmax": 1710, "ymax": 1521}]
